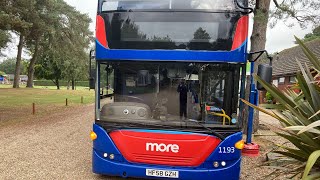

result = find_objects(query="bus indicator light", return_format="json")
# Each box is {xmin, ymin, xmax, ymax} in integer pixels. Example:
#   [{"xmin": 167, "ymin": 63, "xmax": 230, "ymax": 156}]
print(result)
[
  {"xmin": 90, "ymin": 131, "xmax": 97, "ymax": 141},
  {"xmin": 235, "ymin": 140, "xmax": 245, "ymax": 150}
]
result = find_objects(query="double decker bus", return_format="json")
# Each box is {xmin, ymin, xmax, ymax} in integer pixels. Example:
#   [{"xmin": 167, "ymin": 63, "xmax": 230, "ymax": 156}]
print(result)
[{"xmin": 90, "ymin": 0, "xmax": 271, "ymax": 179}]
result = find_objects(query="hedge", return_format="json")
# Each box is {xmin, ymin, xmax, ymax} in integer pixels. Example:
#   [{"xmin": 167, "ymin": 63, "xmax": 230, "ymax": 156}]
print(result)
[{"xmin": 33, "ymin": 80, "xmax": 89, "ymax": 87}]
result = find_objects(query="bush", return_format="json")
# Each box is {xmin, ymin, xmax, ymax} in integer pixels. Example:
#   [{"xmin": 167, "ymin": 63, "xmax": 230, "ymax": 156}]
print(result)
[
  {"xmin": 242, "ymin": 37, "xmax": 320, "ymax": 179},
  {"xmin": 33, "ymin": 80, "xmax": 89, "ymax": 87},
  {"xmin": 0, "ymin": 71, "xmax": 5, "ymax": 76},
  {"xmin": 265, "ymin": 91, "xmax": 274, "ymax": 103}
]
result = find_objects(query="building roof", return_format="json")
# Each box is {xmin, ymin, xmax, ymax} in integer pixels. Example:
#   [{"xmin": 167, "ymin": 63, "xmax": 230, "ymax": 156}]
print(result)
[{"xmin": 272, "ymin": 39, "xmax": 320, "ymax": 76}]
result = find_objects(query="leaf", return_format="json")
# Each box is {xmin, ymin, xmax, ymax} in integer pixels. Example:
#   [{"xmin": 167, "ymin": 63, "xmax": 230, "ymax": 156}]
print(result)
[
  {"xmin": 296, "ymin": 72, "xmax": 313, "ymax": 105},
  {"xmin": 295, "ymin": 36, "xmax": 320, "ymax": 72},
  {"xmin": 298, "ymin": 61, "xmax": 320, "ymax": 111},
  {"xmin": 261, "ymin": 103, "xmax": 286, "ymax": 110},
  {"xmin": 298, "ymin": 121, "xmax": 320, "ymax": 135},
  {"xmin": 303, "ymin": 172, "xmax": 320, "ymax": 180},
  {"xmin": 240, "ymin": 99, "xmax": 291, "ymax": 126},
  {"xmin": 285, "ymin": 126, "xmax": 320, "ymax": 135},
  {"xmin": 276, "ymin": 132, "xmax": 318, "ymax": 153},
  {"xmin": 254, "ymin": 75, "xmax": 296, "ymax": 108},
  {"xmin": 302, "ymin": 150, "xmax": 320, "ymax": 179},
  {"xmin": 274, "ymin": 150, "xmax": 307, "ymax": 162},
  {"xmin": 309, "ymin": 109, "xmax": 320, "ymax": 120}
]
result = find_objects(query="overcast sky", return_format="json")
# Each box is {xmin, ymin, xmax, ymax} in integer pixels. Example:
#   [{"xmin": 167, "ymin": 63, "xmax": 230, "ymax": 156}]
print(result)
[{"xmin": 0, "ymin": 0, "xmax": 313, "ymax": 61}]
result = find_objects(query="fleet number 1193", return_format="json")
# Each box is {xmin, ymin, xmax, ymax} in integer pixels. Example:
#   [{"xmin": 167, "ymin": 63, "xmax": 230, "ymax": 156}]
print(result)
[{"xmin": 218, "ymin": 147, "xmax": 235, "ymax": 154}]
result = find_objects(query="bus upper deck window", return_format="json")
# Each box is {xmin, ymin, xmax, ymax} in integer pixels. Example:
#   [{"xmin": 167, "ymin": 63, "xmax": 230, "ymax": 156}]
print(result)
[{"xmin": 102, "ymin": 0, "xmax": 170, "ymax": 11}]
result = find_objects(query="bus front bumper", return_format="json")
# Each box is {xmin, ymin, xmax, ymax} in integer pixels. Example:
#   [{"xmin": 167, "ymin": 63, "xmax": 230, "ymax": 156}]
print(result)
[{"xmin": 92, "ymin": 149, "xmax": 241, "ymax": 180}]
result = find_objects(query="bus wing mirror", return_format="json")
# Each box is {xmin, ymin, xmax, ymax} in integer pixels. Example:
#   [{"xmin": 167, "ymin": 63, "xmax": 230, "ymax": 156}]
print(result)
[{"xmin": 257, "ymin": 64, "xmax": 272, "ymax": 91}]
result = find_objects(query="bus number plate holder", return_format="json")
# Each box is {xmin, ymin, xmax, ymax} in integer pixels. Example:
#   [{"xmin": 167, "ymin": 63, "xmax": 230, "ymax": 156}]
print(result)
[{"xmin": 146, "ymin": 169, "xmax": 179, "ymax": 178}]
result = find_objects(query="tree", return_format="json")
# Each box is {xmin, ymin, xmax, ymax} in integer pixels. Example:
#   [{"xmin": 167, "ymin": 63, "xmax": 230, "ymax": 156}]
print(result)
[
  {"xmin": 35, "ymin": 0, "xmax": 92, "ymax": 90},
  {"xmin": 242, "ymin": 0, "xmax": 320, "ymax": 133},
  {"xmin": 0, "ymin": 30, "xmax": 10, "ymax": 51},
  {"xmin": 302, "ymin": 26, "xmax": 320, "ymax": 42},
  {"xmin": 25, "ymin": 0, "xmax": 70, "ymax": 88},
  {"xmin": 188, "ymin": 27, "xmax": 212, "ymax": 50},
  {"xmin": 0, "ymin": 58, "xmax": 27, "ymax": 75},
  {"xmin": 193, "ymin": 27, "xmax": 211, "ymax": 40},
  {"xmin": 0, "ymin": 0, "xmax": 34, "ymax": 88},
  {"xmin": 0, "ymin": 58, "xmax": 16, "ymax": 74},
  {"xmin": 61, "ymin": 7, "xmax": 92, "ymax": 90},
  {"xmin": 25, "ymin": 0, "xmax": 51, "ymax": 88}
]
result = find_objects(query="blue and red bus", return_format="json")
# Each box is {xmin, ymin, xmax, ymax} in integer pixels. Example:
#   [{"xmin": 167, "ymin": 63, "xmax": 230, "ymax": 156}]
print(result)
[{"xmin": 89, "ymin": 0, "xmax": 270, "ymax": 179}]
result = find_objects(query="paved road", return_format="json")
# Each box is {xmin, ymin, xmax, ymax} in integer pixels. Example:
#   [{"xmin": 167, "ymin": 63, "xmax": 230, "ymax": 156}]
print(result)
[{"xmin": 0, "ymin": 104, "xmax": 279, "ymax": 180}]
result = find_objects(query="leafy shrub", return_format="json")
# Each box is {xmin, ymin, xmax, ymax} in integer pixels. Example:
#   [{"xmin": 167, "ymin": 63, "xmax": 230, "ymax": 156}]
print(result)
[
  {"xmin": 265, "ymin": 91, "xmax": 274, "ymax": 103},
  {"xmin": 242, "ymin": 37, "xmax": 320, "ymax": 179},
  {"xmin": 33, "ymin": 80, "xmax": 89, "ymax": 87},
  {"xmin": 0, "ymin": 70, "xmax": 5, "ymax": 76}
]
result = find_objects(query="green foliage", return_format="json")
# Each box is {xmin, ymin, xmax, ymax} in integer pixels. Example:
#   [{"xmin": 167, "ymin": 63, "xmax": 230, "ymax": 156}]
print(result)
[
  {"xmin": 33, "ymin": 80, "xmax": 89, "ymax": 87},
  {"xmin": 269, "ymin": 0, "xmax": 320, "ymax": 28},
  {"xmin": 0, "ymin": 71, "xmax": 6, "ymax": 76},
  {"xmin": 193, "ymin": 27, "xmax": 211, "ymax": 40},
  {"xmin": 242, "ymin": 37, "xmax": 320, "ymax": 178},
  {"xmin": 0, "ymin": 0, "xmax": 93, "ymax": 88},
  {"xmin": 265, "ymin": 91, "xmax": 274, "ymax": 103},
  {"xmin": 0, "ymin": 58, "xmax": 28, "ymax": 74},
  {"xmin": 0, "ymin": 30, "xmax": 10, "ymax": 49},
  {"xmin": 303, "ymin": 26, "xmax": 320, "ymax": 43},
  {"xmin": 32, "ymin": 0, "xmax": 92, "ymax": 89}
]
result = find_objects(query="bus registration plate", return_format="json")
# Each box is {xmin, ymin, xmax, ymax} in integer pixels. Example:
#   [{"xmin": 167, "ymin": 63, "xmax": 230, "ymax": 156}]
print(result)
[{"xmin": 146, "ymin": 169, "xmax": 179, "ymax": 178}]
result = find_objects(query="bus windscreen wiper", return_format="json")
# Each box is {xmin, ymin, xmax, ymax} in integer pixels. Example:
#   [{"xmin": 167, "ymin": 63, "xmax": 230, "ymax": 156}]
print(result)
[{"xmin": 185, "ymin": 119, "xmax": 225, "ymax": 140}]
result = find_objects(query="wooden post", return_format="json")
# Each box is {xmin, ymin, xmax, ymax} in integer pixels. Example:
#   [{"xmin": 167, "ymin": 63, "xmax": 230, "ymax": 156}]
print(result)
[
  {"xmin": 81, "ymin": 96, "xmax": 84, "ymax": 104},
  {"xmin": 66, "ymin": 98, "xmax": 68, "ymax": 106},
  {"xmin": 32, "ymin": 103, "xmax": 35, "ymax": 115}
]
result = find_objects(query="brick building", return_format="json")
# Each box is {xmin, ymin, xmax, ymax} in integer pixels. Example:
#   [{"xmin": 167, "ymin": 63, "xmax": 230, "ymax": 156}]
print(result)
[{"xmin": 260, "ymin": 39, "xmax": 320, "ymax": 103}]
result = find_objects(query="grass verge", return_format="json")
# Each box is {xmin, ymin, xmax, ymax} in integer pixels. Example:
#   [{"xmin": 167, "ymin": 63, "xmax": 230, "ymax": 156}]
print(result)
[{"xmin": 0, "ymin": 86, "xmax": 94, "ymax": 122}]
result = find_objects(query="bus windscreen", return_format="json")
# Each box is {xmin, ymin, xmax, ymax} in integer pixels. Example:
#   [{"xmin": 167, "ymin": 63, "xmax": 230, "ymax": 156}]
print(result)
[
  {"xmin": 99, "ymin": 61, "xmax": 241, "ymax": 128},
  {"xmin": 102, "ymin": 0, "xmax": 236, "ymax": 11}
]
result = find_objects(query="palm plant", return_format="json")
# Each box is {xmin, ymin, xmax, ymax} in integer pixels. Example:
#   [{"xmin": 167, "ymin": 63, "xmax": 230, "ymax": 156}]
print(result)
[{"xmin": 242, "ymin": 37, "xmax": 320, "ymax": 179}]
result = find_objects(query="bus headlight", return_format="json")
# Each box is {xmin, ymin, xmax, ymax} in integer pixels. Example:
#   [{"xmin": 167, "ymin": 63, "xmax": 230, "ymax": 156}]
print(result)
[
  {"xmin": 221, "ymin": 161, "xmax": 226, "ymax": 167},
  {"xmin": 110, "ymin": 154, "xmax": 115, "ymax": 160},
  {"xmin": 90, "ymin": 131, "xmax": 97, "ymax": 141}
]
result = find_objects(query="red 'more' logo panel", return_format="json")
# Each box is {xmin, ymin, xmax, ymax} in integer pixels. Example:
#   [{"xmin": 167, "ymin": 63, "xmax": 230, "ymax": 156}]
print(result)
[{"xmin": 109, "ymin": 130, "xmax": 221, "ymax": 167}]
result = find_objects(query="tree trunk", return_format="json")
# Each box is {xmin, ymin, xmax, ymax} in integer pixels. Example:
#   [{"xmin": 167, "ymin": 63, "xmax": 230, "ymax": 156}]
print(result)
[
  {"xmin": 26, "ymin": 39, "xmax": 40, "ymax": 88},
  {"xmin": 67, "ymin": 80, "xmax": 70, "ymax": 90},
  {"xmin": 243, "ymin": 0, "xmax": 271, "ymax": 133},
  {"xmin": 13, "ymin": 35, "xmax": 24, "ymax": 88},
  {"xmin": 56, "ymin": 78, "xmax": 60, "ymax": 90},
  {"xmin": 242, "ymin": 76, "xmax": 251, "ymax": 135},
  {"xmin": 72, "ymin": 78, "xmax": 75, "ymax": 90}
]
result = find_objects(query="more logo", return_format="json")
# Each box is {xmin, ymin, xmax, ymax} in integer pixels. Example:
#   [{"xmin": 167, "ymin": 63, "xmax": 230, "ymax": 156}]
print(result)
[{"xmin": 146, "ymin": 143, "xmax": 179, "ymax": 153}]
